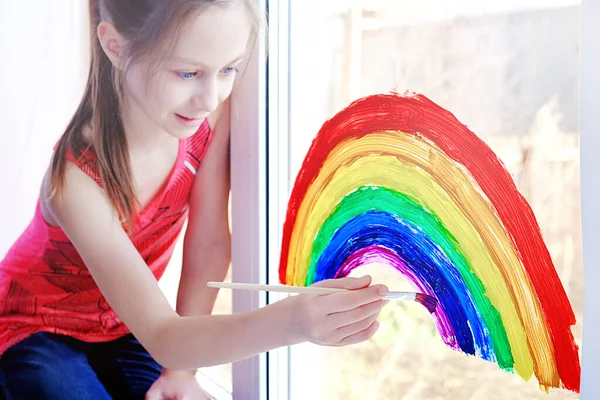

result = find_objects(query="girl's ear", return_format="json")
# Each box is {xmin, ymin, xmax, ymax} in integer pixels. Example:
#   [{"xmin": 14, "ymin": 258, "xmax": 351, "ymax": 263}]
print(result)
[{"xmin": 97, "ymin": 21, "xmax": 126, "ymax": 69}]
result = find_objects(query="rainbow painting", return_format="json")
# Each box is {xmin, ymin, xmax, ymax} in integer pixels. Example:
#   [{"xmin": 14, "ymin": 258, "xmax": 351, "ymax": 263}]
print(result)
[{"xmin": 279, "ymin": 92, "xmax": 580, "ymax": 393}]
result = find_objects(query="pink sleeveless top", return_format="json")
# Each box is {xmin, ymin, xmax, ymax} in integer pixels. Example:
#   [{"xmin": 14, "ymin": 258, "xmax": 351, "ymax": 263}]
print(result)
[{"xmin": 0, "ymin": 120, "xmax": 213, "ymax": 356}]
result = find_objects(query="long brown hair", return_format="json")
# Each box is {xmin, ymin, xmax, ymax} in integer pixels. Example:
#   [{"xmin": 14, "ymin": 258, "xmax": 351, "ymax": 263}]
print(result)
[{"xmin": 49, "ymin": 0, "xmax": 260, "ymax": 231}]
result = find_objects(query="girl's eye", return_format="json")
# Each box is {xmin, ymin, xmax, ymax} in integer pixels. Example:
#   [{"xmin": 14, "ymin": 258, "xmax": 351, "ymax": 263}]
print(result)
[
  {"xmin": 221, "ymin": 67, "xmax": 239, "ymax": 75},
  {"xmin": 177, "ymin": 71, "xmax": 197, "ymax": 80}
]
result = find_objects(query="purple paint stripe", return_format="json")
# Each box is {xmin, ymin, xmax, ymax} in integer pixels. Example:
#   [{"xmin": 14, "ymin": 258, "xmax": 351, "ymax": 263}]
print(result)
[{"xmin": 336, "ymin": 244, "xmax": 458, "ymax": 350}]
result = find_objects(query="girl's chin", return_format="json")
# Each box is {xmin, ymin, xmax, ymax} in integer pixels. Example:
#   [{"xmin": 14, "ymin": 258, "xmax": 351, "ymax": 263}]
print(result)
[
  {"xmin": 165, "ymin": 128, "xmax": 199, "ymax": 140},
  {"xmin": 166, "ymin": 115, "xmax": 204, "ymax": 138}
]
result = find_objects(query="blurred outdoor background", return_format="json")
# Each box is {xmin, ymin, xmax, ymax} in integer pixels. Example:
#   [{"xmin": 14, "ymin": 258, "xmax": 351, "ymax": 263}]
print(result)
[{"xmin": 285, "ymin": 1, "xmax": 583, "ymax": 399}]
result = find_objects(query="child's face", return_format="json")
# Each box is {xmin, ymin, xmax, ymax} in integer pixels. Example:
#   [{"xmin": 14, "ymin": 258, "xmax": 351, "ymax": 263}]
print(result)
[{"xmin": 123, "ymin": 3, "xmax": 253, "ymax": 139}]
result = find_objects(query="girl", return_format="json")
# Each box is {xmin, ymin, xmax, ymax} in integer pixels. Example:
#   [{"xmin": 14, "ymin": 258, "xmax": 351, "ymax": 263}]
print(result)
[{"xmin": 0, "ymin": 0, "xmax": 389, "ymax": 399}]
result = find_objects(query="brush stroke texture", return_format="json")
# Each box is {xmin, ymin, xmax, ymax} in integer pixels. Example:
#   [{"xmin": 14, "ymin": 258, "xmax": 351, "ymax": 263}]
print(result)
[
  {"xmin": 279, "ymin": 92, "xmax": 580, "ymax": 392},
  {"xmin": 336, "ymin": 244, "xmax": 458, "ymax": 350},
  {"xmin": 316, "ymin": 210, "xmax": 492, "ymax": 358},
  {"xmin": 313, "ymin": 186, "xmax": 514, "ymax": 370},
  {"xmin": 296, "ymin": 132, "xmax": 546, "ymax": 380},
  {"xmin": 290, "ymin": 153, "xmax": 534, "ymax": 380}
]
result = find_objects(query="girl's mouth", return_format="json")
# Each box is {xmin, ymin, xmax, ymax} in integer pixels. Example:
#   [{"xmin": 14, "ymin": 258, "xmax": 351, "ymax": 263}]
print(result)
[{"xmin": 175, "ymin": 113, "xmax": 202, "ymax": 127}]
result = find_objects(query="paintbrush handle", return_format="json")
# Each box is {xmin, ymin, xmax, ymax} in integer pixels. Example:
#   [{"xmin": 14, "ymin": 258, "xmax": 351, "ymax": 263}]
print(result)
[{"xmin": 206, "ymin": 281, "xmax": 416, "ymax": 301}]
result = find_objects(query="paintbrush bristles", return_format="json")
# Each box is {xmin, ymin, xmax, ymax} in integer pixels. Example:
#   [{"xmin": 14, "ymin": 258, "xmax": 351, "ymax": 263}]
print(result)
[{"xmin": 414, "ymin": 293, "xmax": 438, "ymax": 313}]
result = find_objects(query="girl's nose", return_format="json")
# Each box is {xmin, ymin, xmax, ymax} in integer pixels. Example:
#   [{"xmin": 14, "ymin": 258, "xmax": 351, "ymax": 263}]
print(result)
[{"xmin": 191, "ymin": 75, "xmax": 219, "ymax": 114}]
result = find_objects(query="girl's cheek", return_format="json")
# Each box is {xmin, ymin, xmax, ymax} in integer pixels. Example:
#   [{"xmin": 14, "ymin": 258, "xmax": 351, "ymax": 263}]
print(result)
[
  {"xmin": 163, "ymin": 86, "xmax": 195, "ymax": 108},
  {"xmin": 218, "ymin": 80, "xmax": 235, "ymax": 101}
]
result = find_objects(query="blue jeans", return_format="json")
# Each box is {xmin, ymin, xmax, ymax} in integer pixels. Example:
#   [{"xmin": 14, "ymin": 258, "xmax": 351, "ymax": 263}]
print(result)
[{"xmin": 0, "ymin": 332, "xmax": 162, "ymax": 399}]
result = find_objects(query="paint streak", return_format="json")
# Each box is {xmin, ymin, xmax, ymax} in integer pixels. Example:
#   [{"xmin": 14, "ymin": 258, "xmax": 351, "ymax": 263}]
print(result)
[
  {"xmin": 295, "ymin": 153, "xmax": 533, "ymax": 380},
  {"xmin": 336, "ymin": 244, "xmax": 459, "ymax": 350},
  {"xmin": 279, "ymin": 93, "xmax": 580, "ymax": 392},
  {"xmin": 315, "ymin": 186, "xmax": 514, "ymax": 370},
  {"xmin": 298, "ymin": 131, "xmax": 546, "ymax": 380},
  {"xmin": 319, "ymin": 210, "xmax": 494, "ymax": 358}
]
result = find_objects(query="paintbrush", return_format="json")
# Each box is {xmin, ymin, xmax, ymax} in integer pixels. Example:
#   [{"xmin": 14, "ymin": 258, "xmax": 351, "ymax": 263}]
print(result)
[{"xmin": 206, "ymin": 281, "xmax": 438, "ymax": 313}]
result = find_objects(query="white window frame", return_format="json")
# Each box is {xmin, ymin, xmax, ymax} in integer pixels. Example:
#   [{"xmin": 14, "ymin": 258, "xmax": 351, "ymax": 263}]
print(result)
[
  {"xmin": 225, "ymin": 0, "xmax": 292, "ymax": 399},
  {"xmin": 227, "ymin": 0, "xmax": 270, "ymax": 399},
  {"xmin": 266, "ymin": 0, "xmax": 292, "ymax": 398}
]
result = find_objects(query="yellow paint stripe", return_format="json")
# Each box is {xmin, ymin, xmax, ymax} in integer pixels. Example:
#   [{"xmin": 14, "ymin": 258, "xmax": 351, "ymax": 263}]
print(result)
[{"xmin": 288, "ymin": 131, "xmax": 557, "ymax": 386}]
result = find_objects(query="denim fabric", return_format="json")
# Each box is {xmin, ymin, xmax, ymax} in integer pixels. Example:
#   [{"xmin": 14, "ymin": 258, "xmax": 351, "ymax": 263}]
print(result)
[{"xmin": 0, "ymin": 332, "xmax": 162, "ymax": 399}]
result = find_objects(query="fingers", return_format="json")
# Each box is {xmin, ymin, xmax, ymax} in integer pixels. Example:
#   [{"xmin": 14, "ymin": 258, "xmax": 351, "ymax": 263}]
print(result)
[
  {"xmin": 320, "ymin": 283, "xmax": 388, "ymax": 314},
  {"xmin": 326, "ymin": 299, "xmax": 386, "ymax": 344},
  {"xmin": 310, "ymin": 275, "xmax": 389, "ymax": 314},
  {"xmin": 311, "ymin": 275, "xmax": 372, "ymax": 290},
  {"xmin": 334, "ymin": 311, "xmax": 380, "ymax": 341},
  {"xmin": 338, "ymin": 319, "xmax": 380, "ymax": 346},
  {"xmin": 329, "ymin": 299, "xmax": 388, "ymax": 328},
  {"xmin": 299, "ymin": 275, "xmax": 388, "ymax": 347}
]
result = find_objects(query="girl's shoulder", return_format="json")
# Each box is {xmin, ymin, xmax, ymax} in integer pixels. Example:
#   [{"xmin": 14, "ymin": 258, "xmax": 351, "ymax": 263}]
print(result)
[
  {"xmin": 52, "ymin": 124, "xmax": 101, "ymax": 184},
  {"xmin": 39, "ymin": 154, "xmax": 100, "ymax": 229},
  {"xmin": 41, "ymin": 125, "xmax": 103, "ymax": 227}
]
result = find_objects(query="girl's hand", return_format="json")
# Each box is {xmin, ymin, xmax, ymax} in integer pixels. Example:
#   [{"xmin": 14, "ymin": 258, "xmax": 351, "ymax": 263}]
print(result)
[
  {"xmin": 145, "ymin": 369, "xmax": 214, "ymax": 400},
  {"xmin": 285, "ymin": 275, "xmax": 389, "ymax": 346}
]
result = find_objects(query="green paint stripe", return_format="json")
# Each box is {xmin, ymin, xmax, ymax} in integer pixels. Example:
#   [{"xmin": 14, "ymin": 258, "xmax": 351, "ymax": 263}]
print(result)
[{"xmin": 308, "ymin": 185, "xmax": 514, "ymax": 369}]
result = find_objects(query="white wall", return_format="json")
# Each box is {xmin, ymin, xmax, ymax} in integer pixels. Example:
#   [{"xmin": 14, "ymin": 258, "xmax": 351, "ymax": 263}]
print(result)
[{"xmin": 0, "ymin": 2, "xmax": 89, "ymax": 256}]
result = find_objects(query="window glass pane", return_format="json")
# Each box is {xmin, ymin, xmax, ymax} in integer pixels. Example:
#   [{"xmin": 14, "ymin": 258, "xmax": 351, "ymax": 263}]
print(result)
[{"xmin": 287, "ymin": 1, "xmax": 582, "ymax": 399}]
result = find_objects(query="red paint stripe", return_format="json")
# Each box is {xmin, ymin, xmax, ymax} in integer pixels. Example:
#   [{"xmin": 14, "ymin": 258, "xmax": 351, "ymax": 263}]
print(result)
[{"xmin": 280, "ymin": 92, "xmax": 580, "ymax": 391}]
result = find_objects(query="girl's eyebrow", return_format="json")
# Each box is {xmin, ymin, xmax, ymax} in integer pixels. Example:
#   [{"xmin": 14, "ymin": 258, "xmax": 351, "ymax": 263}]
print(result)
[{"xmin": 171, "ymin": 55, "xmax": 244, "ymax": 67}]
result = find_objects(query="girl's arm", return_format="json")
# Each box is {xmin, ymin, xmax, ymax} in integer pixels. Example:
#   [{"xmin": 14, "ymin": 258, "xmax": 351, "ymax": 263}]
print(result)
[
  {"xmin": 177, "ymin": 98, "xmax": 231, "ymax": 322},
  {"xmin": 44, "ymin": 153, "xmax": 293, "ymax": 370},
  {"xmin": 164, "ymin": 98, "xmax": 231, "ymax": 377},
  {"xmin": 43, "ymin": 117, "xmax": 388, "ymax": 370}
]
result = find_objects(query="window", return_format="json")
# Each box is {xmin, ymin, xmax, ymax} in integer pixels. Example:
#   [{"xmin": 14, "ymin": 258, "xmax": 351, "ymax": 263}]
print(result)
[{"xmin": 267, "ymin": 1, "xmax": 587, "ymax": 399}]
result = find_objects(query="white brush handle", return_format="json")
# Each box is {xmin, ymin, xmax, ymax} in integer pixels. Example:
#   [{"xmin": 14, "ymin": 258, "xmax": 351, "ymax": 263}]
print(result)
[{"xmin": 206, "ymin": 281, "xmax": 416, "ymax": 301}]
